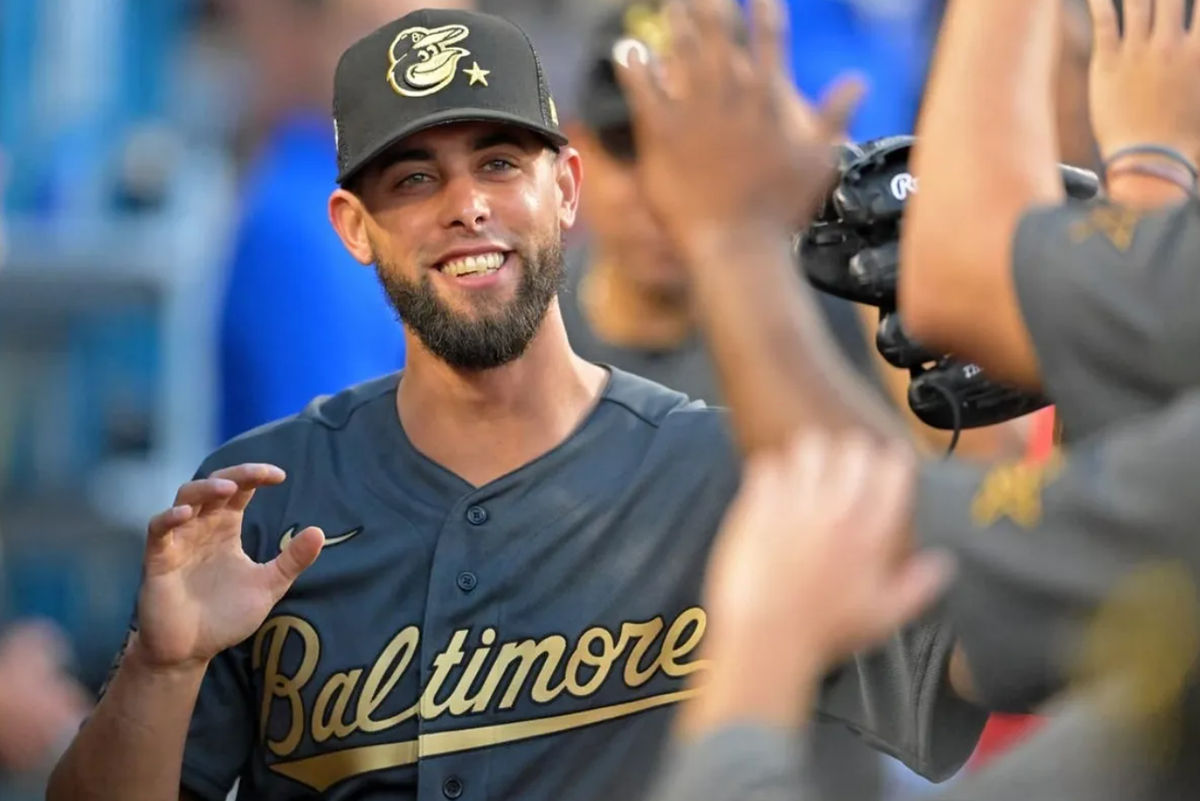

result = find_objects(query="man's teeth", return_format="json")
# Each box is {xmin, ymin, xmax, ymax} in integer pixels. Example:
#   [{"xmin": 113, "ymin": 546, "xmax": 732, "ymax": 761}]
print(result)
[{"xmin": 441, "ymin": 252, "xmax": 505, "ymax": 276}]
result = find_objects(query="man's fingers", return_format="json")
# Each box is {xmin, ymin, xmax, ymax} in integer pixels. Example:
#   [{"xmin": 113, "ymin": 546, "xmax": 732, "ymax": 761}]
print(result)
[
  {"xmin": 692, "ymin": 0, "xmax": 740, "ymax": 43},
  {"xmin": 173, "ymin": 477, "xmax": 238, "ymax": 508},
  {"xmin": 208, "ymin": 463, "xmax": 286, "ymax": 484},
  {"xmin": 1123, "ymin": 0, "xmax": 1153, "ymax": 40},
  {"xmin": 824, "ymin": 433, "xmax": 875, "ymax": 518},
  {"xmin": 749, "ymin": 0, "xmax": 790, "ymax": 78},
  {"xmin": 817, "ymin": 75, "xmax": 866, "ymax": 140},
  {"xmin": 784, "ymin": 430, "xmax": 831, "ymax": 513},
  {"xmin": 266, "ymin": 526, "xmax": 325, "ymax": 599},
  {"xmin": 665, "ymin": 1, "xmax": 702, "ymax": 66},
  {"xmin": 859, "ymin": 442, "xmax": 918, "ymax": 552},
  {"xmin": 1087, "ymin": 0, "xmax": 1121, "ymax": 52},
  {"xmin": 881, "ymin": 551, "xmax": 956, "ymax": 632},
  {"xmin": 614, "ymin": 43, "xmax": 669, "ymax": 143},
  {"xmin": 147, "ymin": 504, "xmax": 195, "ymax": 540},
  {"xmin": 209, "ymin": 463, "xmax": 287, "ymax": 512},
  {"xmin": 1155, "ymin": 0, "xmax": 1187, "ymax": 39}
]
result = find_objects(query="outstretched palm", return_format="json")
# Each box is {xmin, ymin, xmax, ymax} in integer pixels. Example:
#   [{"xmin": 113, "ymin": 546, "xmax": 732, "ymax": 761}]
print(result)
[{"xmin": 136, "ymin": 464, "xmax": 324, "ymax": 670}]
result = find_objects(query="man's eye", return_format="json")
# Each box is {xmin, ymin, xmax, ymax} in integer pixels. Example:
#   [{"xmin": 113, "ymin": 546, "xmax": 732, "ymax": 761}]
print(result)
[
  {"xmin": 484, "ymin": 158, "xmax": 517, "ymax": 172},
  {"xmin": 396, "ymin": 173, "xmax": 432, "ymax": 189}
]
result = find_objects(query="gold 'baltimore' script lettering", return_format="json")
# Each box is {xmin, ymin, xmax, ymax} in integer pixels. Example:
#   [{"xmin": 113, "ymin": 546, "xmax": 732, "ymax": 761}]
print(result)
[
  {"xmin": 256, "ymin": 608, "xmax": 709, "ymax": 791},
  {"xmin": 254, "ymin": 616, "xmax": 320, "ymax": 756}
]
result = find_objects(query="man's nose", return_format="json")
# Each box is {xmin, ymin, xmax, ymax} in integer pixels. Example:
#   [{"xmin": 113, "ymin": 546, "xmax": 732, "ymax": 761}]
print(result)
[{"xmin": 439, "ymin": 174, "xmax": 491, "ymax": 232}]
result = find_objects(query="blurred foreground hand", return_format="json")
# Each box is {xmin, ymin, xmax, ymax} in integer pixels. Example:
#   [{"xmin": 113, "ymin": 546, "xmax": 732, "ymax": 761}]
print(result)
[{"xmin": 681, "ymin": 433, "xmax": 954, "ymax": 736}]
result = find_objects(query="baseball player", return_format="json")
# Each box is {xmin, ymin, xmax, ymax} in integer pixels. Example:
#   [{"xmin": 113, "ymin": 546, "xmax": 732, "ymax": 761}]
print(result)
[
  {"xmin": 902, "ymin": 0, "xmax": 1200, "ymax": 442},
  {"xmin": 557, "ymin": 0, "xmax": 880, "ymax": 408},
  {"xmin": 47, "ymin": 8, "xmax": 986, "ymax": 801}
]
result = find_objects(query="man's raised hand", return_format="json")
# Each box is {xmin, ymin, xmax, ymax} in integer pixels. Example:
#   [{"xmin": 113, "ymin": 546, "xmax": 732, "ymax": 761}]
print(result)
[
  {"xmin": 1087, "ymin": 0, "xmax": 1200, "ymax": 176},
  {"xmin": 614, "ymin": 0, "xmax": 861, "ymax": 249},
  {"xmin": 134, "ymin": 464, "xmax": 323, "ymax": 671}
]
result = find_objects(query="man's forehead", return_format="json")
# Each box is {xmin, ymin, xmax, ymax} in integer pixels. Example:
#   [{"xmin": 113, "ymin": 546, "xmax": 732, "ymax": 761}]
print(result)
[{"xmin": 386, "ymin": 121, "xmax": 544, "ymax": 156}]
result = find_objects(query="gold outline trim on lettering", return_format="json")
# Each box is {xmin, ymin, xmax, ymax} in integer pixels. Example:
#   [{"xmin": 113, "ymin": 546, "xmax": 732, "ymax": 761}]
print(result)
[{"xmin": 268, "ymin": 687, "xmax": 700, "ymax": 791}]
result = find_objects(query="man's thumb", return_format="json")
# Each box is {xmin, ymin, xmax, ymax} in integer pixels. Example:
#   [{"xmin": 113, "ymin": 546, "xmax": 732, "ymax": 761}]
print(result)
[{"xmin": 268, "ymin": 526, "xmax": 324, "ymax": 596}]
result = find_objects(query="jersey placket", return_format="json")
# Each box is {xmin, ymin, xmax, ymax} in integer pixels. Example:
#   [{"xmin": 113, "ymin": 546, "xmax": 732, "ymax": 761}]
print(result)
[{"xmin": 416, "ymin": 487, "xmax": 505, "ymax": 801}]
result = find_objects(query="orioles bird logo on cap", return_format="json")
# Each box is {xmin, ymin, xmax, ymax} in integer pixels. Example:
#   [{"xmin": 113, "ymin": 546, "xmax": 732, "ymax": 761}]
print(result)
[{"xmin": 388, "ymin": 24, "xmax": 478, "ymax": 98}]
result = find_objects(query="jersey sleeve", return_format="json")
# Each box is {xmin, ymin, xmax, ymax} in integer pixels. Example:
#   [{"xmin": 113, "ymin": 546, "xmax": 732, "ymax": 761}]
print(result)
[
  {"xmin": 179, "ymin": 644, "xmax": 257, "ymax": 801},
  {"xmin": 914, "ymin": 390, "xmax": 1200, "ymax": 711},
  {"xmin": 813, "ymin": 613, "xmax": 986, "ymax": 782},
  {"xmin": 1011, "ymin": 199, "xmax": 1200, "ymax": 441},
  {"xmin": 646, "ymin": 726, "xmax": 809, "ymax": 801}
]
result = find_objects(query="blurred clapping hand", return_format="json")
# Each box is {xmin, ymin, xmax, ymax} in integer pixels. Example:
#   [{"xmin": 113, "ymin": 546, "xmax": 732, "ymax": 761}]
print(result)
[
  {"xmin": 0, "ymin": 622, "xmax": 91, "ymax": 774},
  {"xmin": 679, "ymin": 433, "xmax": 953, "ymax": 737}
]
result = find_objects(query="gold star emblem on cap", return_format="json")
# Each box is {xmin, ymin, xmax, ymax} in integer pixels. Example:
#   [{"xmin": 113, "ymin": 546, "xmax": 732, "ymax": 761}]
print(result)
[{"xmin": 464, "ymin": 61, "xmax": 490, "ymax": 87}]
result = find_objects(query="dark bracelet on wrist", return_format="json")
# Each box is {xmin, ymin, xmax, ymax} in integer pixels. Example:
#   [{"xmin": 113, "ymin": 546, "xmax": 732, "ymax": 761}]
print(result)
[
  {"xmin": 1106, "ymin": 162, "xmax": 1200, "ymax": 198},
  {"xmin": 1104, "ymin": 144, "xmax": 1199, "ymax": 185}
]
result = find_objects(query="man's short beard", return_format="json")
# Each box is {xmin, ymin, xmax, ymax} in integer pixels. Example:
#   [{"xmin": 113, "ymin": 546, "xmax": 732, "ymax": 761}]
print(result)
[{"xmin": 376, "ymin": 237, "xmax": 566, "ymax": 371}]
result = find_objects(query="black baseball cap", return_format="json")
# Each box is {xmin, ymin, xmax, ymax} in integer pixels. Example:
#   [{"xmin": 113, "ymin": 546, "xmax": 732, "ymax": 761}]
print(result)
[{"xmin": 332, "ymin": 8, "xmax": 567, "ymax": 186}]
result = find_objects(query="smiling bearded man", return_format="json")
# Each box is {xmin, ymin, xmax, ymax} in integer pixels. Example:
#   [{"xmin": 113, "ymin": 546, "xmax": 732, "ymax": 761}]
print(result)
[{"xmin": 46, "ymin": 7, "xmax": 985, "ymax": 801}]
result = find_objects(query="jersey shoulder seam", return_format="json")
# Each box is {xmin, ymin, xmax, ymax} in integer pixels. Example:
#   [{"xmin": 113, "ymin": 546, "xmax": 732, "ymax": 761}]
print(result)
[{"xmin": 600, "ymin": 394, "xmax": 722, "ymax": 430}]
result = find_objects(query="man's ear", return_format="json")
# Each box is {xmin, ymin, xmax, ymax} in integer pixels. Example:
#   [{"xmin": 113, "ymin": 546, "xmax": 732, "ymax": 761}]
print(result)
[
  {"xmin": 554, "ymin": 146, "xmax": 584, "ymax": 231},
  {"xmin": 328, "ymin": 188, "xmax": 376, "ymax": 265}
]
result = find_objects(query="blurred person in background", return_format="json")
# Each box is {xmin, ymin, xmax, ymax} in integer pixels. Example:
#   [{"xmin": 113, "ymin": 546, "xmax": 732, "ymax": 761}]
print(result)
[
  {"xmin": 0, "ymin": 622, "xmax": 90, "ymax": 777},
  {"xmin": 0, "ymin": 151, "xmax": 92, "ymax": 799},
  {"xmin": 561, "ymin": 0, "xmax": 878, "ymax": 408},
  {"xmin": 217, "ymin": 0, "xmax": 471, "ymax": 441}
]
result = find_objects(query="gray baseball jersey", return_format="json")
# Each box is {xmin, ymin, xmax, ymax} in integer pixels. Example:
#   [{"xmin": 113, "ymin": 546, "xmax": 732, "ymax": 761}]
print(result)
[
  {"xmin": 649, "ymin": 391, "xmax": 1200, "ymax": 801},
  {"xmin": 1011, "ymin": 198, "xmax": 1200, "ymax": 442},
  {"xmin": 158, "ymin": 369, "xmax": 982, "ymax": 801},
  {"xmin": 649, "ymin": 691, "xmax": 1199, "ymax": 801},
  {"xmin": 916, "ymin": 388, "xmax": 1200, "ymax": 711}
]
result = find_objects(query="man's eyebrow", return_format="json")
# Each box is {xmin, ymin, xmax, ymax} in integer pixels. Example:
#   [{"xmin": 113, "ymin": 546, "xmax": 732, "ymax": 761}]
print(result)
[
  {"xmin": 472, "ymin": 131, "xmax": 533, "ymax": 151},
  {"xmin": 377, "ymin": 147, "xmax": 434, "ymax": 170}
]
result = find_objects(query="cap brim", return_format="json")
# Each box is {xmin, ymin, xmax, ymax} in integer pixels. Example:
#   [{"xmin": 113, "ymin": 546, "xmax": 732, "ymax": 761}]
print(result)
[{"xmin": 337, "ymin": 108, "xmax": 569, "ymax": 186}]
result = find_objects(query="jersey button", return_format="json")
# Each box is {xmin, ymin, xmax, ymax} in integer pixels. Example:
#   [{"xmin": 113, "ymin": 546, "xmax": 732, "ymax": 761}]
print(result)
[
  {"xmin": 442, "ymin": 776, "xmax": 464, "ymax": 799},
  {"xmin": 456, "ymin": 571, "xmax": 478, "ymax": 592},
  {"xmin": 466, "ymin": 505, "xmax": 488, "ymax": 526}
]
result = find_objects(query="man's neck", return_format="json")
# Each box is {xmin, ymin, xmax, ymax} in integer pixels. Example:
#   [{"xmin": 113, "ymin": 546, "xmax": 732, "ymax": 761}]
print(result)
[
  {"xmin": 397, "ymin": 303, "xmax": 608, "ymax": 487},
  {"xmin": 581, "ymin": 255, "xmax": 693, "ymax": 351}
]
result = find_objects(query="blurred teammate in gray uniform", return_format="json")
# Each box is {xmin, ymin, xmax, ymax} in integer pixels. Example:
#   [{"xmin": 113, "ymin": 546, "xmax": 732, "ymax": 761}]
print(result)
[
  {"xmin": 649, "ymin": 409, "xmax": 1200, "ymax": 801},
  {"xmin": 47, "ymin": 8, "xmax": 987, "ymax": 801},
  {"xmin": 558, "ymin": 1, "xmax": 877, "ymax": 406},
  {"xmin": 611, "ymin": 0, "xmax": 1200, "ymax": 798}
]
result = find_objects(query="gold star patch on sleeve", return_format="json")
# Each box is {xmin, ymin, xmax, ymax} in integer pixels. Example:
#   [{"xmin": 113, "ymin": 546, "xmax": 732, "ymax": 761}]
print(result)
[
  {"xmin": 1068, "ymin": 204, "xmax": 1144, "ymax": 253},
  {"xmin": 970, "ymin": 454, "xmax": 1065, "ymax": 529}
]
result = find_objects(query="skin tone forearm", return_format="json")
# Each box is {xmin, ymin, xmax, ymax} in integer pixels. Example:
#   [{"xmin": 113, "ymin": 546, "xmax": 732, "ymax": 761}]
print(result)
[
  {"xmin": 901, "ymin": 0, "xmax": 1065, "ymax": 388},
  {"xmin": 47, "ymin": 637, "xmax": 204, "ymax": 801},
  {"xmin": 683, "ymin": 228, "xmax": 906, "ymax": 454},
  {"xmin": 48, "ymin": 464, "xmax": 324, "ymax": 801},
  {"xmin": 1107, "ymin": 172, "xmax": 1192, "ymax": 207}
]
